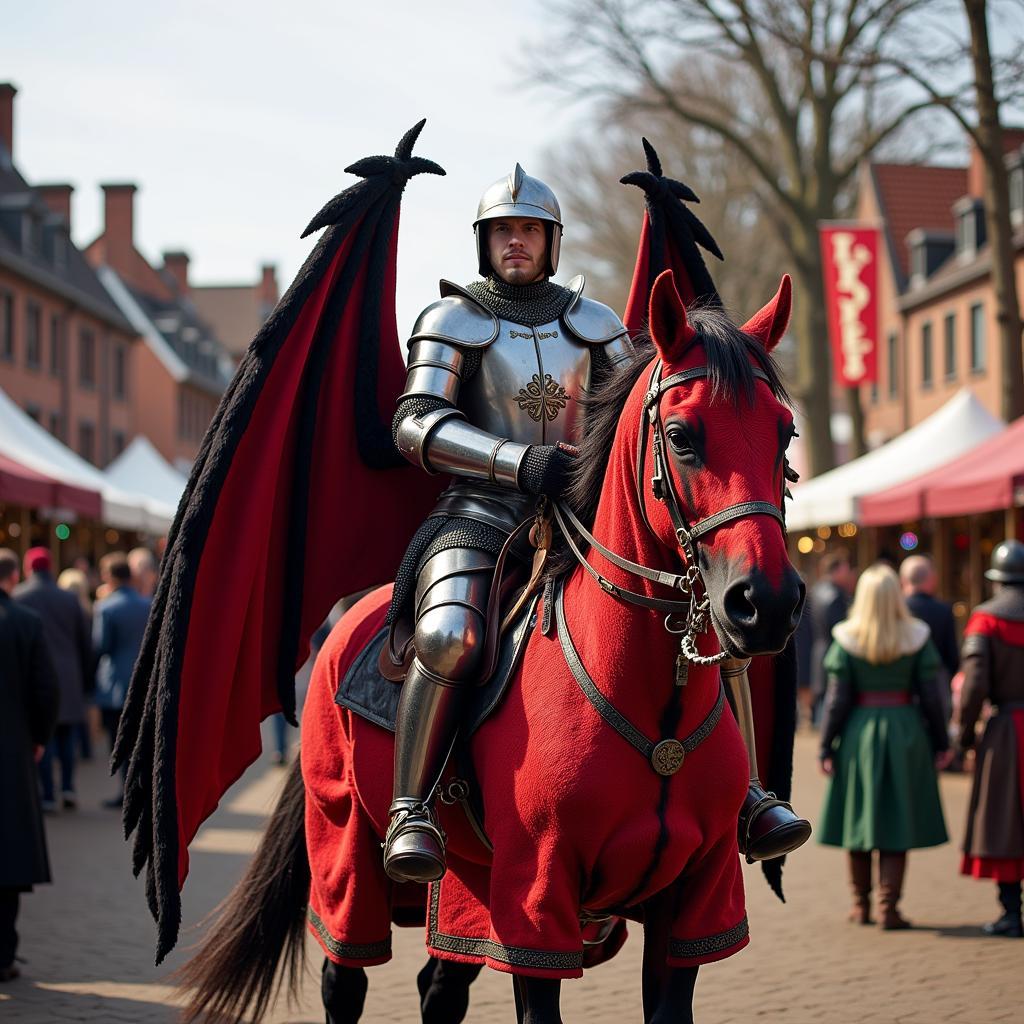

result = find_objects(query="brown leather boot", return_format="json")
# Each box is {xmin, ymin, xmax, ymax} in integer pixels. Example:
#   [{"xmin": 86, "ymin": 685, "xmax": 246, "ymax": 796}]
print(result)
[
  {"xmin": 847, "ymin": 850, "xmax": 873, "ymax": 925},
  {"xmin": 878, "ymin": 851, "xmax": 911, "ymax": 930}
]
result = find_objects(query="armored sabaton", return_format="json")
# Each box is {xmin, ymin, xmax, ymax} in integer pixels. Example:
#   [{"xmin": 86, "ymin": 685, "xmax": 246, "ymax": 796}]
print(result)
[{"xmin": 385, "ymin": 274, "xmax": 632, "ymax": 882}]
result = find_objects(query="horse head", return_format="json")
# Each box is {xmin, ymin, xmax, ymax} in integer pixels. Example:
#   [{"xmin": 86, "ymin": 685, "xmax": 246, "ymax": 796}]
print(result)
[{"xmin": 644, "ymin": 270, "xmax": 805, "ymax": 658}]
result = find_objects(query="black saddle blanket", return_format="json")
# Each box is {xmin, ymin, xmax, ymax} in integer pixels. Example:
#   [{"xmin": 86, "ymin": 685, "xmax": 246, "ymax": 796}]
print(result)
[{"xmin": 334, "ymin": 595, "xmax": 540, "ymax": 734}]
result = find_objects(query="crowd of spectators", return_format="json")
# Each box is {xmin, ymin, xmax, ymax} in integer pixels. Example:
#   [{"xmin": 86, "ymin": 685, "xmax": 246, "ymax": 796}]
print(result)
[
  {"xmin": 0, "ymin": 544, "xmax": 155, "ymax": 980},
  {"xmin": 801, "ymin": 543, "xmax": 1024, "ymax": 940}
]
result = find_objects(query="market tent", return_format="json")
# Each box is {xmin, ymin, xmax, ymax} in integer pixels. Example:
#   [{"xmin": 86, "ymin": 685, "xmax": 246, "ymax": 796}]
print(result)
[
  {"xmin": 0, "ymin": 388, "xmax": 175, "ymax": 532},
  {"xmin": 105, "ymin": 436, "xmax": 187, "ymax": 514},
  {"xmin": 787, "ymin": 389, "xmax": 1003, "ymax": 531},
  {"xmin": 859, "ymin": 415, "xmax": 1024, "ymax": 525},
  {"xmin": 921, "ymin": 414, "xmax": 1024, "ymax": 518},
  {"xmin": 0, "ymin": 451, "xmax": 102, "ymax": 516}
]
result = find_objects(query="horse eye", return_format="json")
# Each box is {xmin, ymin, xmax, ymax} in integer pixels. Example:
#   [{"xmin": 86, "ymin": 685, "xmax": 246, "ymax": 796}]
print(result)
[{"xmin": 667, "ymin": 430, "xmax": 697, "ymax": 462}]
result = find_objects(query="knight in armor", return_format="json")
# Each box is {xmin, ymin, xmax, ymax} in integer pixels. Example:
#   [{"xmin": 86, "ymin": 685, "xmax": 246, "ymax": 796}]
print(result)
[
  {"xmin": 958, "ymin": 540, "xmax": 1024, "ymax": 939},
  {"xmin": 383, "ymin": 165, "xmax": 633, "ymax": 882}
]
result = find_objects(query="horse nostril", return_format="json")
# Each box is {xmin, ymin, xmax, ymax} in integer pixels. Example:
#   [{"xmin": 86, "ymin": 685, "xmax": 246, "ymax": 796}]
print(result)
[
  {"xmin": 723, "ymin": 579, "xmax": 759, "ymax": 630},
  {"xmin": 790, "ymin": 581, "xmax": 807, "ymax": 631}
]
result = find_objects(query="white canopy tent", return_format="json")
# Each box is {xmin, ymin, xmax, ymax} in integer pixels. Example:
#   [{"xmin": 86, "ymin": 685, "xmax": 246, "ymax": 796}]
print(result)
[
  {"xmin": 0, "ymin": 388, "xmax": 176, "ymax": 533},
  {"xmin": 786, "ymin": 389, "xmax": 1004, "ymax": 531},
  {"xmin": 105, "ymin": 436, "xmax": 188, "ymax": 514}
]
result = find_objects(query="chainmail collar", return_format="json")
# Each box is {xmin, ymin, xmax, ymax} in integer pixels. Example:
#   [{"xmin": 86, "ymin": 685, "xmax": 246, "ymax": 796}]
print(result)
[{"xmin": 465, "ymin": 275, "xmax": 573, "ymax": 327}]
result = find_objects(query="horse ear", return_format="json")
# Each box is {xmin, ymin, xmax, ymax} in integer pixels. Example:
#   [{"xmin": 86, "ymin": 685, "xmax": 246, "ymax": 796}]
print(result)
[
  {"xmin": 648, "ymin": 270, "xmax": 697, "ymax": 363},
  {"xmin": 741, "ymin": 274, "xmax": 792, "ymax": 353}
]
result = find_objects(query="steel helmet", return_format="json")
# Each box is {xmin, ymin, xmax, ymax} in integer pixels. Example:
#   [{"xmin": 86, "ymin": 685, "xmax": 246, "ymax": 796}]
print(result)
[
  {"xmin": 985, "ymin": 539, "xmax": 1024, "ymax": 584},
  {"xmin": 473, "ymin": 163, "xmax": 563, "ymax": 277}
]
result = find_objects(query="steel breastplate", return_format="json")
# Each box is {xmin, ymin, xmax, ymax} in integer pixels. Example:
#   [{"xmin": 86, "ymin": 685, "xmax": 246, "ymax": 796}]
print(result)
[{"xmin": 458, "ymin": 316, "xmax": 591, "ymax": 446}]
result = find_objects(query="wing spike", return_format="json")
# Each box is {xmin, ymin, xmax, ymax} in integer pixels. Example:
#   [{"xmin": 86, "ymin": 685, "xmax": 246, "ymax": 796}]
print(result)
[
  {"xmin": 304, "ymin": 123, "xmax": 445, "ymax": 238},
  {"xmin": 642, "ymin": 137, "xmax": 663, "ymax": 177},
  {"xmin": 394, "ymin": 118, "xmax": 427, "ymax": 161}
]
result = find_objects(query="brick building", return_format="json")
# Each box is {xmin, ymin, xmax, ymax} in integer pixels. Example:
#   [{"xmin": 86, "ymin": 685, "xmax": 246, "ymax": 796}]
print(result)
[
  {"xmin": 856, "ymin": 131, "xmax": 1024, "ymax": 443},
  {"xmin": 0, "ymin": 84, "xmax": 137, "ymax": 467},
  {"xmin": 0, "ymin": 82, "xmax": 234, "ymax": 475},
  {"xmin": 191, "ymin": 263, "xmax": 279, "ymax": 364},
  {"xmin": 84, "ymin": 187, "xmax": 232, "ymax": 473}
]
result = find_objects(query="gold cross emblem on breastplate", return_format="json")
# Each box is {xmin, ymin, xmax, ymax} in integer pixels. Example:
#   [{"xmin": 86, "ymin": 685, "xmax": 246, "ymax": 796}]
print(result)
[{"xmin": 514, "ymin": 373, "xmax": 571, "ymax": 423}]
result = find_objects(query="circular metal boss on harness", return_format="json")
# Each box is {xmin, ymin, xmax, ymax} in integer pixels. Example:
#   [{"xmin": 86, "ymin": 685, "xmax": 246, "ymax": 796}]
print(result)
[{"xmin": 651, "ymin": 739, "xmax": 686, "ymax": 776}]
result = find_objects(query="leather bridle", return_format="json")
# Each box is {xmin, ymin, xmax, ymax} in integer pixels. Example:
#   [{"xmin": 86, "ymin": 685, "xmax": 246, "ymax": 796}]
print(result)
[{"xmin": 553, "ymin": 358, "xmax": 788, "ymax": 684}]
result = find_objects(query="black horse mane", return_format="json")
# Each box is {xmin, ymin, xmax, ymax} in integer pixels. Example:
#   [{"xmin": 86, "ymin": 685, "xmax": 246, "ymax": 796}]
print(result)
[{"xmin": 550, "ymin": 305, "xmax": 790, "ymax": 578}]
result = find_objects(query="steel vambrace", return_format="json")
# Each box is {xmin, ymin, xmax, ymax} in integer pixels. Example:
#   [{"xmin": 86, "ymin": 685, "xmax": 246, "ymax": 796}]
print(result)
[{"xmin": 395, "ymin": 406, "xmax": 530, "ymax": 489}]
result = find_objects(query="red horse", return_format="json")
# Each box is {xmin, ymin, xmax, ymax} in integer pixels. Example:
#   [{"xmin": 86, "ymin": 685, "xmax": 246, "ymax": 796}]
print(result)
[{"xmin": 180, "ymin": 270, "xmax": 804, "ymax": 1024}]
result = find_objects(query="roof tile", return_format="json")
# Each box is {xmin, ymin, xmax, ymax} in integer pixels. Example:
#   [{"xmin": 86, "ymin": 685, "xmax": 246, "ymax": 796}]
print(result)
[{"xmin": 871, "ymin": 163, "xmax": 968, "ymax": 285}]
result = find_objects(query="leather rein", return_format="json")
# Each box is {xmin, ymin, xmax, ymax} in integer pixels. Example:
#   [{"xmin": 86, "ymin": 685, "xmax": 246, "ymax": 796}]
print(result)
[{"xmin": 552, "ymin": 359, "xmax": 788, "ymax": 685}]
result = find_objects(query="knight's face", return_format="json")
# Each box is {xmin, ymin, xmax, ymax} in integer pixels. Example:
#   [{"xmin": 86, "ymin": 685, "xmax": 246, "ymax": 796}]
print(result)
[{"xmin": 487, "ymin": 218, "xmax": 547, "ymax": 284}]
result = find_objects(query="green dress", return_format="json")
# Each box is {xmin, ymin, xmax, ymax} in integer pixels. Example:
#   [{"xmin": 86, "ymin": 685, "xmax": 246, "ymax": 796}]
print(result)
[{"xmin": 818, "ymin": 637, "xmax": 948, "ymax": 851}]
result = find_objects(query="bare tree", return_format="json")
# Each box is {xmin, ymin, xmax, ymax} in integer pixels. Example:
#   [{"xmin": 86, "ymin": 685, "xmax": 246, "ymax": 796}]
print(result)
[
  {"xmin": 547, "ymin": 99, "xmax": 790, "ymax": 322},
  {"xmin": 540, "ymin": 0, "xmax": 943, "ymax": 474},
  {"xmin": 833, "ymin": 0, "xmax": 1024, "ymax": 422}
]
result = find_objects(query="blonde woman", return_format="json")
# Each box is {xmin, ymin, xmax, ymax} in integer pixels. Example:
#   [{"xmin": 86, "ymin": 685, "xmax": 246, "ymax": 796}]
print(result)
[
  {"xmin": 819, "ymin": 564, "xmax": 950, "ymax": 929},
  {"xmin": 57, "ymin": 568, "xmax": 93, "ymax": 618},
  {"xmin": 58, "ymin": 568, "xmax": 95, "ymax": 761}
]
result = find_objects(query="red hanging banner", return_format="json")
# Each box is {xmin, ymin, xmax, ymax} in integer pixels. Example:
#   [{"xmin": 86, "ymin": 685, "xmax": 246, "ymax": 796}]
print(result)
[{"xmin": 819, "ymin": 225, "xmax": 880, "ymax": 386}]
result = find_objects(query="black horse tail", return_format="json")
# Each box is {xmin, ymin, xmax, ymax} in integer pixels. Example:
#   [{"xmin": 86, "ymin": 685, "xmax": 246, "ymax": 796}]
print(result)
[{"xmin": 177, "ymin": 756, "xmax": 310, "ymax": 1023}]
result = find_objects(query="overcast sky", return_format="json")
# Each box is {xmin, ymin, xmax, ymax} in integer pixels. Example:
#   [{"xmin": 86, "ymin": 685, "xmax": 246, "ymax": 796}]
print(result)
[{"xmin": 2, "ymin": 1, "xmax": 608, "ymax": 331}]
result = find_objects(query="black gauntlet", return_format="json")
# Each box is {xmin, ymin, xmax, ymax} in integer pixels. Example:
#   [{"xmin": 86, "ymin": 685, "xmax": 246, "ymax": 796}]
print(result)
[{"xmin": 518, "ymin": 444, "xmax": 577, "ymax": 498}]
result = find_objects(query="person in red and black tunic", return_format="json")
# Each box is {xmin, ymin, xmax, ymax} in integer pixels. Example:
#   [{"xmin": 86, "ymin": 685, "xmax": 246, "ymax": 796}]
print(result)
[{"xmin": 958, "ymin": 539, "xmax": 1024, "ymax": 939}]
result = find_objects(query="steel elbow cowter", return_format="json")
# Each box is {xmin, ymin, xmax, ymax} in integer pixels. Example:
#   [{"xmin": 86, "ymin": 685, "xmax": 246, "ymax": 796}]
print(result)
[{"xmin": 396, "ymin": 406, "xmax": 529, "ymax": 489}]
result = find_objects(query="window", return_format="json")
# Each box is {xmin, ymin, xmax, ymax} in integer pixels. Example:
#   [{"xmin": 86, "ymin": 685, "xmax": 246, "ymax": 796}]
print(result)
[
  {"xmin": 970, "ymin": 303, "xmax": 986, "ymax": 372},
  {"xmin": 112, "ymin": 343, "xmax": 127, "ymax": 400},
  {"xmin": 921, "ymin": 322, "xmax": 933, "ymax": 387},
  {"xmin": 1, "ymin": 291, "xmax": 13, "ymax": 361},
  {"xmin": 943, "ymin": 313, "xmax": 956, "ymax": 380},
  {"xmin": 910, "ymin": 242, "xmax": 925, "ymax": 283},
  {"xmin": 25, "ymin": 403, "xmax": 41, "ymax": 423},
  {"xmin": 78, "ymin": 421, "xmax": 95, "ymax": 463},
  {"xmin": 49, "ymin": 314, "xmax": 62, "ymax": 377},
  {"xmin": 956, "ymin": 205, "xmax": 976, "ymax": 256},
  {"xmin": 25, "ymin": 301, "xmax": 42, "ymax": 369},
  {"xmin": 1011, "ymin": 164, "xmax": 1024, "ymax": 225},
  {"xmin": 78, "ymin": 327, "xmax": 96, "ymax": 388},
  {"xmin": 111, "ymin": 429, "xmax": 126, "ymax": 456},
  {"xmin": 48, "ymin": 411, "xmax": 62, "ymax": 439},
  {"xmin": 887, "ymin": 331, "xmax": 898, "ymax": 400}
]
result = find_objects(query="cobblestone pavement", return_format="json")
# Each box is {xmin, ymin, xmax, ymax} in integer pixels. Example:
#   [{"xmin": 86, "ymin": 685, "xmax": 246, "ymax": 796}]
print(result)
[{"xmin": 1, "ymin": 726, "xmax": 1021, "ymax": 1023}]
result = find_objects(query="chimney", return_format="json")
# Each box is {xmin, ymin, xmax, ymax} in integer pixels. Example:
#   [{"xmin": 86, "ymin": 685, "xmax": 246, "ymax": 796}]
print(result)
[
  {"xmin": 162, "ymin": 250, "xmax": 190, "ymax": 297},
  {"xmin": 100, "ymin": 183, "xmax": 138, "ymax": 264},
  {"xmin": 37, "ymin": 183, "xmax": 74, "ymax": 228},
  {"xmin": 967, "ymin": 144, "xmax": 985, "ymax": 199},
  {"xmin": 258, "ymin": 263, "xmax": 278, "ymax": 320},
  {"xmin": 0, "ymin": 83, "xmax": 16, "ymax": 166}
]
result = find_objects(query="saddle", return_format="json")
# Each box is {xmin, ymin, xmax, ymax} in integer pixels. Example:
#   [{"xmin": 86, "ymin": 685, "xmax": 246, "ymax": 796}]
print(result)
[
  {"xmin": 379, "ymin": 509, "xmax": 551, "ymax": 683},
  {"xmin": 334, "ymin": 591, "xmax": 540, "ymax": 738}
]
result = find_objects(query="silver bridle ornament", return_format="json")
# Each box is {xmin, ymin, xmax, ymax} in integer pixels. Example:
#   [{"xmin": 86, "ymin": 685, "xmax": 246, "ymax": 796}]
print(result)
[{"xmin": 473, "ymin": 163, "xmax": 563, "ymax": 276}]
